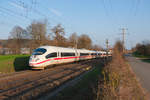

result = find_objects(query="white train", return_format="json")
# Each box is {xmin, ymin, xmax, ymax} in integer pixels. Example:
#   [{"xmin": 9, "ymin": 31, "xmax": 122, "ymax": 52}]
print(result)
[{"xmin": 29, "ymin": 46, "xmax": 110, "ymax": 69}]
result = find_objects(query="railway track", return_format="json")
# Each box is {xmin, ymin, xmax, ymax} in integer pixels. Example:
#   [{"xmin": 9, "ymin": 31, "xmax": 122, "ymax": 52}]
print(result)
[{"xmin": 0, "ymin": 59, "xmax": 103, "ymax": 100}]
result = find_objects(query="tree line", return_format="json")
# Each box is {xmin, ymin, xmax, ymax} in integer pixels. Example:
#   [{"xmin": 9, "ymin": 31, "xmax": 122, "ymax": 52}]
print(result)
[
  {"xmin": 133, "ymin": 41, "xmax": 150, "ymax": 56},
  {"xmin": 4, "ymin": 20, "xmax": 102, "ymax": 54}
]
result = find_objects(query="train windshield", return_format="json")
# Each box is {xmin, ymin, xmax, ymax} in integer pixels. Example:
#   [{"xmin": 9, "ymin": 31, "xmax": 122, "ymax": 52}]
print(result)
[{"xmin": 32, "ymin": 48, "xmax": 47, "ymax": 55}]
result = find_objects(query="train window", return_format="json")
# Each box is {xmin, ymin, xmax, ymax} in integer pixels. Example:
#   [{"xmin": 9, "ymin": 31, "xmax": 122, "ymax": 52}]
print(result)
[
  {"xmin": 61, "ymin": 52, "xmax": 75, "ymax": 57},
  {"xmin": 91, "ymin": 53, "xmax": 94, "ymax": 55},
  {"xmin": 98, "ymin": 53, "xmax": 101, "ymax": 55},
  {"xmin": 91, "ymin": 53, "xmax": 97, "ymax": 55},
  {"xmin": 32, "ymin": 48, "xmax": 47, "ymax": 55},
  {"xmin": 46, "ymin": 52, "xmax": 57, "ymax": 59},
  {"xmin": 80, "ymin": 53, "xmax": 89, "ymax": 56}
]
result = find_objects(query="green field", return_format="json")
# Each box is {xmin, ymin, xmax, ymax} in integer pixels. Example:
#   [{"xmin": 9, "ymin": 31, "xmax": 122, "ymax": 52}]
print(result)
[{"xmin": 0, "ymin": 55, "xmax": 30, "ymax": 73}]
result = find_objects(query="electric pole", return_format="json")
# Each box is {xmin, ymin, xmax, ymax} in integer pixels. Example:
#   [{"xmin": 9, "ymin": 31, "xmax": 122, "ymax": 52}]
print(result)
[
  {"xmin": 106, "ymin": 39, "xmax": 109, "ymax": 56},
  {"xmin": 121, "ymin": 28, "xmax": 128, "ymax": 53},
  {"xmin": 106, "ymin": 39, "xmax": 109, "ymax": 51},
  {"xmin": 75, "ymin": 38, "xmax": 78, "ymax": 49}
]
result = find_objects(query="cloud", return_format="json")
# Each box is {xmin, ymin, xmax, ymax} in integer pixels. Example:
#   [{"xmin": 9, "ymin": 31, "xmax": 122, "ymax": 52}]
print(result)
[{"xmin": 49, "ymin": 8, "xmax": 62, "ymax": 17}]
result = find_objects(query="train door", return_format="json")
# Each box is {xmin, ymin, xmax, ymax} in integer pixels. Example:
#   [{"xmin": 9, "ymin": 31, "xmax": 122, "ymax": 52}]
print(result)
[
  {"xmin": 57, "ymin": 51, "xmax": 61, "ymax": 64},
  {"xmin": 75, "ymin": 49, "xmax": 78, "ymax": 61}
]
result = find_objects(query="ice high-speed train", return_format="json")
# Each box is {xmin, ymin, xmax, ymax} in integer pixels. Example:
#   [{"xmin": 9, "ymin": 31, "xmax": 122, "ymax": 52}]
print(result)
[{"xmin": 29, "ymin": 46, "xmax": 110, "ymax": 69}]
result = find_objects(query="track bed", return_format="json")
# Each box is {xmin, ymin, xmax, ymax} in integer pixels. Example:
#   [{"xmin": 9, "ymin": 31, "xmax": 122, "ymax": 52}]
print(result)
[{"xmin": 0, "ymin": 59, "xmax": 104, "ymax": 100}]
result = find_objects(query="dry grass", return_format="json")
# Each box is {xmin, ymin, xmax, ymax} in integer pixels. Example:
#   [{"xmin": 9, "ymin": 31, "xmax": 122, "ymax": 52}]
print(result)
[{"xmin": 96, "ymin": 49, "xmax": 148, "ymax": 100}]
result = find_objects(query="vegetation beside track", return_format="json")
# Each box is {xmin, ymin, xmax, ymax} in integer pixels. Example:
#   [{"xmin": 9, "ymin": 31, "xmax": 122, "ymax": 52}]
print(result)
[
  {"xmin": 51, "ymin": 50, "xmax": 147, "ymax": 100},
  {"xmin": 97, "ymin": 51, "xmax": 146, "ymax": 100},
  {"xmin": 96, "ymin": 41, "xmax": 147, "ymax": 100},
  {"xmin": 0, "ymin": 55, "xmax": 30, "ymax": 73}
]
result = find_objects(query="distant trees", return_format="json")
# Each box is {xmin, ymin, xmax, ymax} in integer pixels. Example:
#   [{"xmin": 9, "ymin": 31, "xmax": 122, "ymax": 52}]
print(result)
[
  {"xmin": 91, "ymin": 44, "xmax": 102, "ymax": 51},
  {"xmin": 27, "ymin": 20, "xmax": 47, "ymax": 51},
  {"xmin": 77, "ymin": 34, "xmax": 92, "ymax": 49},
  {"xmin": 9, "ymin": 26, "xmax": 27, "ymax": 54},
  {"xmin": 51, "ymin": 24, "xmax": 66, "ymax": 47},
  {"xmin": 7, "ymin": 20, "xmax": 102, "ymax": 54},
  {"xmin": 68, "ymin": 32, "xmax": 78, "ymax": 48},
  {"xmin": 133, "ymin": 41, "xmax": 150, "ymax": 56}
]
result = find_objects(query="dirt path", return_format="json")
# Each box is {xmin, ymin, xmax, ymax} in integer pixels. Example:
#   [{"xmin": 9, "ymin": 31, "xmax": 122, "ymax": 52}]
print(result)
[{"xmin": 126, "ymin": 55, "xmax": 150, "ymax": 93}]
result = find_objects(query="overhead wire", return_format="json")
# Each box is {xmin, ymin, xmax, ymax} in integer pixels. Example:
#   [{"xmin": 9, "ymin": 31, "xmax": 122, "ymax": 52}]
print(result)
[
  {"xmin": 101, "ymin": 0, "xmax": 117, "ymax": 42},
  {"xmin": 13, "ymin": 0, "xmax": 47, "ymax": 18},
  {"xmin": 34, "ymin": 0, "xmax": 75, "ymax": 36},
  {"xmin": 102, "ymin": 0, "xmax": 109, "ymax": 16},
  {"xmin": 14, "ymin": 0, "xmax": 65, "ymax": 28},
  {"xmin": 0, "ymin": 9, "xmax": 26, "ymax": 25},
  {"xmin": 0, "ymin": 6, "xmax": 32, "ymax": 21},
  {"xmin": 134, "ymin": 0, "xmax": 141, "ymax": 16}
]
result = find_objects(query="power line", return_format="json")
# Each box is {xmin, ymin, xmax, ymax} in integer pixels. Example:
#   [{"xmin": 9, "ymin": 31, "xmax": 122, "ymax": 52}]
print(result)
[
  {"xmin": 14, "ymin": 0, "xmax": 63, "ymax": 25},
  {"xmin": 0, "ymin": 9, "xmax": 24, "ymax": 25},
  {"xmin": 102, "ymin": 0, "xmax": 109, "ymax": 16},
  {"xmin": 0, "ymin": 6, "xmax": 32, "ymax": 21},
  {"xmin": 108, "ymin": 0, "xmax": 112, "ymax": 11},
  {"xmin": 33, "ymin": 0, "xmax": 64, "ymax": 24},
  {"xmin": 12, "ymin": 0, "xmax": 47, "ymax": 18},
  {"xmin": 0, "ymin": 6, "xmax": 33, "ymax": 25},
  {"xmin": 134, "ymin": 0, "xmax": 141, "ymax": 16}
]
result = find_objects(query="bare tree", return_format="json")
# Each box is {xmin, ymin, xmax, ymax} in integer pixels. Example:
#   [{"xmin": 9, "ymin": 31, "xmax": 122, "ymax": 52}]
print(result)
[
  {"xmin": 9, "ymin": 26, "xmax": 26, "ymax": 54},
  {"xmin": 91, "ymin": 44, "xmax": 102, "ymax": 51},
  {"xmin": 51, "ymin": 24, "xmax": 66, "ymax": 47},
  {"xmin": 77, "ymin": 34, "xmax": 92, "ymax": 49},
  {"xmin": 27, "ymin": 20, "xmax": 47, "ymax": 51},
  {"xmin": 69, "ymin": 32, "xmax": 78, "ymax": 48}
]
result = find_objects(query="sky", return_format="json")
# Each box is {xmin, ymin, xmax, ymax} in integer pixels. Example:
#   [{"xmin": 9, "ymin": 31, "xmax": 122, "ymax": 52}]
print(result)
[{"xmin": 0, "ymin": 0, "xmax": 150, "ymax": 49}]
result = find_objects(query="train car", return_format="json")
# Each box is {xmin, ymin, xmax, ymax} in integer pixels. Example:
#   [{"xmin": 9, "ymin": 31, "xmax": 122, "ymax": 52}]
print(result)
[
  {"xmin": 96, "ymin": 51, "xmax": 102, "ymax": 58},
  {"xmin": 29, "ymin": 46, "xmax": 76, "ymax": 69},
  {"xmin": 77, "ymin": 49, "xmax": 90, "ymax": 60},
  {"xmin": 100, "ymin": 51, "xmax": 105, "ymax": 57},
  {"xmin": 108, "ymin": 51, "xmax": 112, "ymax": 56},
  {"xmin": 29, "ymin": 46, "xmax": 105, "ymax": 69}
]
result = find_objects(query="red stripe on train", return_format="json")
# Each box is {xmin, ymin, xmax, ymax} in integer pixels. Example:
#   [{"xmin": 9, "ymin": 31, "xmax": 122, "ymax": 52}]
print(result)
[{"xmin": 30, "ymin": 55, "xmax": 94, "ymax": 65}]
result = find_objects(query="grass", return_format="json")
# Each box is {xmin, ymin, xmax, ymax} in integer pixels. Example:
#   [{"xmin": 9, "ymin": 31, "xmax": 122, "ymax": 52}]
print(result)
[
  {"xmin": 132, "ymin": 52, "xmax": 150, "ymax": 58},
  {"xmin": 132, "ymin": 52, "xmax": 150, "ymax": 63},
  {"xmin": 141, "ymin": 59, "xmax": 150, "ymax": 63},
  {"xmin": 50, "ymin": 59, "xmax": 105, "ymax": 100},
  {"xmin": 0, "ymin": 55, "xmax": 30, "ymax": 73}
]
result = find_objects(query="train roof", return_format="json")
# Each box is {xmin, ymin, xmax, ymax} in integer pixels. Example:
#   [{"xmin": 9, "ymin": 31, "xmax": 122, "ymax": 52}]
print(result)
[
  {"xmin": 37, "ymin": 45, "xmax": 103, "ymax": 53},
  {"xmin": 39, "ymin": 45, "xmax": 74, "ymax": 50}
]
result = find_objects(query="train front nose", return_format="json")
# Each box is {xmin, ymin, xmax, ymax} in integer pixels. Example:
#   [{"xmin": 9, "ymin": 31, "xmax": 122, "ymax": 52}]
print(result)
[
  {"xmin": 29, "ymin": 56, "xmax": 34, "ymax": 66},
  {"xmin": 29, "ymin": 55, "xmax": 40, "ymax": 66}
]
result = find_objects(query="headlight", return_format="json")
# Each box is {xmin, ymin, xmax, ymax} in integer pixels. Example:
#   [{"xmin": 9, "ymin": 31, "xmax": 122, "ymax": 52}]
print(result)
[{"xmin": 29, "ymin": 58, "xmax": 32, "ymax": 62}]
